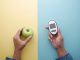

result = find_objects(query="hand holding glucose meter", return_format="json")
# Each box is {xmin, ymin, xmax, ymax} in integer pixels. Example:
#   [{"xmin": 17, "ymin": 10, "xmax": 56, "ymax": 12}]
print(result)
[{"xmin": 49, "ymin": 20, "xmax": 58, "ymax": 35}]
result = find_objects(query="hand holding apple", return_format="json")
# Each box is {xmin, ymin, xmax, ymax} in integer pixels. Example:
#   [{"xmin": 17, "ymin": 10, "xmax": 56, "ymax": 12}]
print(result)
[{"xmin": 13, "ymin": 29, "xmax": 33, "ymax": 60}]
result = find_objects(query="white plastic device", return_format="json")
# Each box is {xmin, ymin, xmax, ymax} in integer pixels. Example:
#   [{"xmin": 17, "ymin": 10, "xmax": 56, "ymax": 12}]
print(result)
[{"xmin": 49, "ymin": 20, "xmax": 58, "ymax": 35}]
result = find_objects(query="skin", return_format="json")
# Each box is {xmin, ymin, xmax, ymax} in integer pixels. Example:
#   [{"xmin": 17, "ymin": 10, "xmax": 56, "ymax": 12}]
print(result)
[
  {"xmin": 48, "ymin": 28, "xmax": 67, "ymax": 57},
  {"xmin": 13, "ymin": 30, "xmax": 32, "ymax": 60},
  {"xmin": 13, "ymin": 27, "xmax": 67, "ymax": 60}
]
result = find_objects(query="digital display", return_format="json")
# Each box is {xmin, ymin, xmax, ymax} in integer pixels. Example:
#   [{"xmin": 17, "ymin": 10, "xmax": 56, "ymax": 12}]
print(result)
[{"xmin": 50, "ymin": 24, "xmax": 56, "ymax": 29}]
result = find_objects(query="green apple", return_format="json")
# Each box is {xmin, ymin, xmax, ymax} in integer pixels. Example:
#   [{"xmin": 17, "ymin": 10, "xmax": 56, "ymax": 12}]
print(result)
[{"xmin": 21, "ymin": 27, "xmax": 33, "ymax": 38}]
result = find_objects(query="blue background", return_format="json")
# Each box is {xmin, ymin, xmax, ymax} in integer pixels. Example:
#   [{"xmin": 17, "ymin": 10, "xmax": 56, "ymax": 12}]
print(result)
[{"xmin": 38, "ymin": 0, "xmax": 80, "ymax": 60}]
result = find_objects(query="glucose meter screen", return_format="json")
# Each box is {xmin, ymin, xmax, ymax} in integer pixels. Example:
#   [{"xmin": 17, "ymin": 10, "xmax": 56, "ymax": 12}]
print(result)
[{"xmin": 50, "ymin": 24, "xmax": 56, "ymax": 29}]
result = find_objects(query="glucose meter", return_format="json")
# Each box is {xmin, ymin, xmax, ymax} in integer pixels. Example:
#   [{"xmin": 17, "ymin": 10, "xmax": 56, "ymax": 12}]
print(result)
[{"xmin": 49, "ymin": 20, "xmax": 58, "ymax": 35}]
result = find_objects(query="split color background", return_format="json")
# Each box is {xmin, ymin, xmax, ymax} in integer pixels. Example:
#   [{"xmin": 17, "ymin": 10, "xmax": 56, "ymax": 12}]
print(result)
[{"xmin": 0, "ymin": 0, "xmax": 80, "ymax": 60}]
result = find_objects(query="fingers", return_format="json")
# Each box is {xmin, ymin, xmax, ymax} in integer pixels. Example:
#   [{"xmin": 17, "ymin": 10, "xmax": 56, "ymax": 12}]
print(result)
[
  {"xmin": 58, "ymin": 28, "xmax": 61, "ymax": 35},
  {"xmin": 16, "ymin": 30, "xmax": 21, "ymax": 36},
  {"xmin": 57, "ymin": 28, "xmax": 62, "ymax": 38},
  {"xmin": 13, "ymin": 29, "xmax": 21, "ymax": 41},
  {"xmin": 49, "ymin": 32, "xmax": 53, "ymax": 39},
  {"xmin": 24, "ymin": 35, "xmax": 33, "ymax": 44},
  {"xmin": 48, "ymin": 36, "xmax": 53, "ymax": 42},
  {"xmin": 13, "ymin": 29, "xmax": 21, "ymax": 40},
  {"xmin": 48, "ymin": 32, "xmax": 55, "ymax": 42}
]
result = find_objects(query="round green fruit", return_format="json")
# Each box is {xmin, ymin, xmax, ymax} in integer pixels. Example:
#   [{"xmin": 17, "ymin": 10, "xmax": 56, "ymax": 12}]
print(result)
[{"xmin": 21, "ymin": 27, "xmax": 33, "ymax": 38}]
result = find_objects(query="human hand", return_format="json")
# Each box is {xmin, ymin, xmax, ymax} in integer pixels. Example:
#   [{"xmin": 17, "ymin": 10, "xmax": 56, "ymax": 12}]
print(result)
[
  {"xmin": 13, "ymin": 29, "xmax": 32, "ymax": 60},
  {"xmin": 48, "ymin": 28, "xmax": 64, "ymax": 49},
  {"xmin": 48, "ymin": 28, "xmax": 67, "ymax": 57},
  {"xmin": 13, "ymin": 29, "xmax": 32, "ymax": 51}
]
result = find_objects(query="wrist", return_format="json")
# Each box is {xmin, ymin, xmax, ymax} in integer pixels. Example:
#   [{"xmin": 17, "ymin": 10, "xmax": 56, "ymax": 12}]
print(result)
[
  {"xmin": 14, "ymin": 49, "xmax": 22, "ymax": 53},
  {"xmin": 56, "ymin": 47, "xmax": 67, "ymax": 57},
  {"xmin": 14, "ymin": 48, "xmax": 22, "ymax": 51},
  {"xmin": 13, "ymin": 49, "xmax": 22, "ymax": 60}
]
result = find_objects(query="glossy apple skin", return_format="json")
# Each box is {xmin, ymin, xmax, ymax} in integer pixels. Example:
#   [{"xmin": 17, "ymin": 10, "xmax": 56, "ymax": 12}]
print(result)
[{"xmin": 21, "ymin": 27, "xmax": 33, "ymax": 38}]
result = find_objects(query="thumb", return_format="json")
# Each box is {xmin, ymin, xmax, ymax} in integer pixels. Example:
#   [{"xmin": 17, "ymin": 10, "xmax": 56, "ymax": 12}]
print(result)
[{"xmin": 24, "ymin": 35, "xmax": 33, "ymax": 44}]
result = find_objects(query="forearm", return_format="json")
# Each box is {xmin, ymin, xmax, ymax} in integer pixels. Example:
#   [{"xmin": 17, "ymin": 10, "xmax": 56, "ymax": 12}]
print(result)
[{"xmin": 13, "ymin": 49, "xmax": 22, "ymax": 60}]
